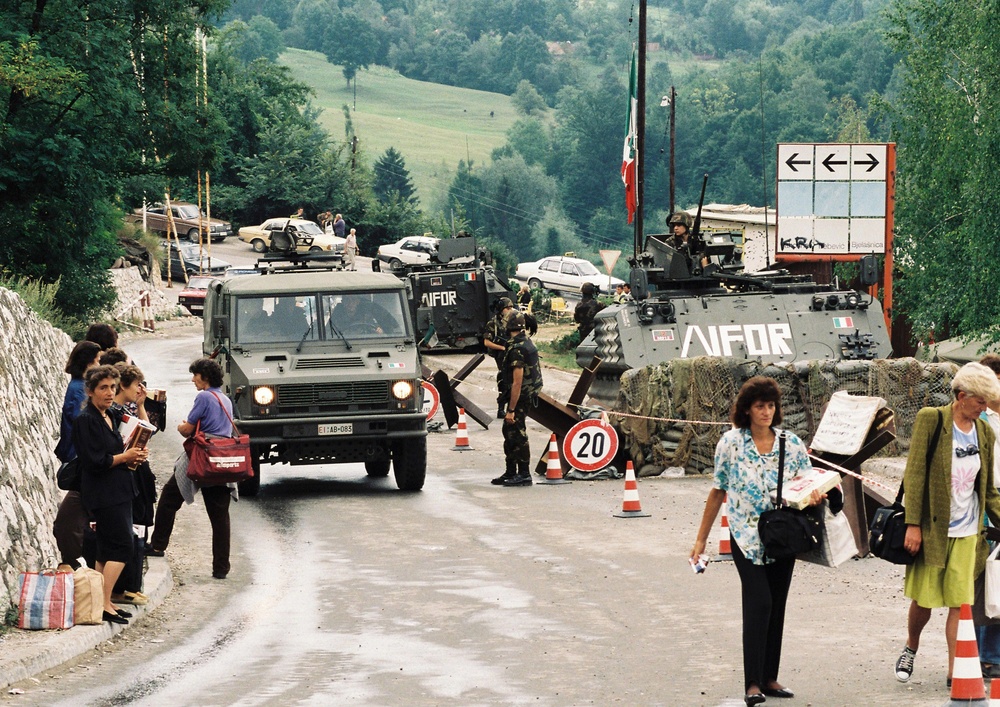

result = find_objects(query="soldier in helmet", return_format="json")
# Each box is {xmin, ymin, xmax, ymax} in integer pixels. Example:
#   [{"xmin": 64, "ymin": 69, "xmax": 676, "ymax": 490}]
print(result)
[
  {"xmin": 484, "ymin": 296, "xmax": 515, "ymax": 418},
  {"xmin": 574, "ymin": 282, "xmax": 605, "ymax": 340},
  {"xmin": 493, "ymin": 311, "xmax": 543, "ymax": 487},
  {"xmin": 668, "ymin": 211, "xmax": 708, "ymax": 270}
]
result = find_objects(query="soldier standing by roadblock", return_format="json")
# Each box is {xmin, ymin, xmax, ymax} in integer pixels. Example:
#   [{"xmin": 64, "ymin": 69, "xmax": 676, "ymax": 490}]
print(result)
[
  {"xmin": 493, "ymin": 311, "xmax": 543, "ymax": 487},
  {"xmin": 483, "ymin": 297, "xmax": 515, "ymax": 419},
  {"xmin": 574, "ymin": 282, "xmax": 605, "ymax": 340}
]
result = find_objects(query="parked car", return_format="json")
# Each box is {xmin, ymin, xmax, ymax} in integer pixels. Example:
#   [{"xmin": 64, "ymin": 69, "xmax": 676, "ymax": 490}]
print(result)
[
  {"xmin": 377, "ymin": 235, "xmax": 441, "ymax": 268},
  {"xmin": 160, "ymin": 241, "xmax": 231, "ymax": 282},
  {"xmin": 515, "ymin": 256, "xmax": 625, "ymax": 295},
  {"xmin": 126, "ymin": 202, "xmax": 232, "ymax": 242},
  {"xmin": 177, "ymin": 276, "xmax": 215, "ymax": 316},
  {"xmin": 238, "ymin": 218, "xmax": 345, "ymax": 254}
]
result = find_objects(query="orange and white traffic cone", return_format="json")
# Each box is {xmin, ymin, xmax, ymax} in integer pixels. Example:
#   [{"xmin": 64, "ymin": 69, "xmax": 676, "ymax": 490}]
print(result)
[
  {"xmin": 716, "ymin": 495, "xmax": 733, "ymax": 560},
  {"xmin": 990, "ymin": 676, "xmax": 1000, "ymax": 706},
  {"xmin": 613, "ymin": 461, "xmax": 650, "ymax": 518},
  {"xmin": 947, "ymin": 603, "xmax": 987, "ymax": 705},
  {"xmin": 540, "ymin": 434, "xmax": 571, "ymax": 485},
  {"xmin": 451, "ymin": 407, "xmax": 473, "ymax": 451}
]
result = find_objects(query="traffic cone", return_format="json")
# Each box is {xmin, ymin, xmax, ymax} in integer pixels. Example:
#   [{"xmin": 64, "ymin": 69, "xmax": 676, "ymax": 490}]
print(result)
[
  {"xmin": 613, "ymin": 461, "xmax": 650, "ymax": 518},
  {"xmin": 451, "ymin": 407, "xmax": 473, "ymax": 450},
  {"xmin": 947, "ymin": 603, "xmax": 987, "ymax": 705},
  {"xmin": 539, "ymin": 434, "xmax": 571, "ymax": 485},
  {"xmin": 716, "ymin": 495, "xmax": 733, "ymax": 560},
  {"xmin": 990, "ymin": 676, "xmax": 1000, "ymax": 706}
]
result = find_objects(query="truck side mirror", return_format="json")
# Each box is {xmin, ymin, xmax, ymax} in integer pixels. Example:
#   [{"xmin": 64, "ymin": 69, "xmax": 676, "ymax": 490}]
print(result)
[{"xmin": 858, "ymin": 255, "xmax": 879, "ymax": 287}]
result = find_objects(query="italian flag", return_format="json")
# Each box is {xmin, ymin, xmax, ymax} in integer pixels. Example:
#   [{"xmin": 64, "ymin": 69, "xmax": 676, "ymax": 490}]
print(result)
[{"xmin": 622, "ymin": 46, "xmax": 638, "ymax": 224}]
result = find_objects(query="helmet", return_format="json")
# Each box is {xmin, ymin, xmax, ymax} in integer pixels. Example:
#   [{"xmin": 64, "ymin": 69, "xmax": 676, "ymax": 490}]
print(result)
[
  {"xmin": 668, "ymin": 212, "xmax": 693, "ymax": 229},
  {"xmin": 497, "ymin": 296, "xmax": 514, "ymax": 310},
  {"xmin": 506, "ymin": 311, "xmax": 526, "ymax": 331},
  {"xmin": 581, "ymin": 282, "xmax": 596, "ymax": 296}
]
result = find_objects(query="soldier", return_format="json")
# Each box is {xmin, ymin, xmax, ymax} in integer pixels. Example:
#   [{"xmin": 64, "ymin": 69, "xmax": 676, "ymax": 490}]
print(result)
[
  {"xmin": 484, "ymin": 297, "xmax": 515, "ymax": 418},
  {"xmin": 493, "ymin": 311, "xmax": 544, "ymax": 487},
  {"xmin": 668, "ymin": 212, "xmax": 708, "ymax": 270},
  {"xmin": 574, "ymin": 282, "xmax": 605, "ymax": 340}
]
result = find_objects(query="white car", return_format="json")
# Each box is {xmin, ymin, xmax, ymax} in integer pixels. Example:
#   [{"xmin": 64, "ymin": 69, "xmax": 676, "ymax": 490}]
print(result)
[
  {"xmin": 516, "ymin": 256, "xmax": 624, "ymax": 294},
  {"xmin": 377, "ymin": 235, "xmax": 445, "ymax": 268},
  {"xmin": 238, "ymin": 218, "xmax": 346, "ymax": 254}
]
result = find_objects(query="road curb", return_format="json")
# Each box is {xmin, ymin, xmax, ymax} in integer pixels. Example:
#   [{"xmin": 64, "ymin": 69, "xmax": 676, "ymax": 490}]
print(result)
[{"xmin": 0, "ymin": 558, "xmax": 172, "ymax": 688}]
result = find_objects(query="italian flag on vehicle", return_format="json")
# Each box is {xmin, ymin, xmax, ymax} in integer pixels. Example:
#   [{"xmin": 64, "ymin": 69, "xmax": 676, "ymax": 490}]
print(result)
[
  {"xmin": 621, "ymin": 46, "xmax": 638, "ymax": 225},
  {"xmin": 832, "ymin": 316, "xmax": 854, "ymax": 328},
  {"xmin": 464, "ymin": 272, "xmax": 477, "ymax": 281}
]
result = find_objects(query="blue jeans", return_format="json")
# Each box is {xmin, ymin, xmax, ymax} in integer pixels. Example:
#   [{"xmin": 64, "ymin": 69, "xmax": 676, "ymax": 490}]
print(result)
[{"xmin": 979, "ymin": 625, "xmax": 1000, "ymax": 664}]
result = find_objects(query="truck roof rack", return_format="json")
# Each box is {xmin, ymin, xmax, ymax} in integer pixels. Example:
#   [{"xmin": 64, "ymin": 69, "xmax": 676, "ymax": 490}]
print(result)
[{"xmin": 254, "ymin": 251, "xmax": 344, "ymax": 274}]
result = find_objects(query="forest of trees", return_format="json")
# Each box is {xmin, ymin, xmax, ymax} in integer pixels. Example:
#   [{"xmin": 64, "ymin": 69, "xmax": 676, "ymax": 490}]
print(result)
[{"xmin": 2, "ymin": 0, "xmax": 999, "ymax": 343}]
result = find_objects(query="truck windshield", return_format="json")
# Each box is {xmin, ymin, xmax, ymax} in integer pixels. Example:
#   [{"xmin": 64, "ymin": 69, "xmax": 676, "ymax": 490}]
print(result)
[
  {"xmin": 322, "ymin": 291, "xmax": 407, "ymax": 340},
  {"xmin": 235, "ymin": 295, "xmax": 320, "ymax": 343}
]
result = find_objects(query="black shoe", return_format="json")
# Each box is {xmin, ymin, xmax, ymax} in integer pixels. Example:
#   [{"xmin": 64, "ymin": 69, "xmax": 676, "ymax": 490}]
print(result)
[
  {"xmin": 145, "ymin": 547, "xmax": 165, "ymax": 557},
  {"xmin": 502, "ymin": 473, "xmax": 532, "ymax": 487},
  {"xmin": 115, "ymin": 608, "xmax": 133, "ymax": 618},
  {"xmin": 497, "ymin": 408, "xmax": 505, "ymax": 419},
  {"xmin": 213, "ymin": 571, "xmax": 228, "ymax": 580},
  {"xmin": 744, "ymin": 693, "xmax": 766, "ymax": 706},
  {"xmin": 762, "ymin": 687, "xmax": 793, "ymax": 698},
  {"xmin": 491, "ymin": 473, "xmax": 514, "ymax": 485},
  {"xmin": 103, "ymin": 611, "xmax": 128, "ymax": 625}
]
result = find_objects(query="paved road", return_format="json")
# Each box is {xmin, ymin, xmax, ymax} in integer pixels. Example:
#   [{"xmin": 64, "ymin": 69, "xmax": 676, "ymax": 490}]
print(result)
[{"xmin": 6, "ymin": 327, "xmax": 958, "ymax": 706}]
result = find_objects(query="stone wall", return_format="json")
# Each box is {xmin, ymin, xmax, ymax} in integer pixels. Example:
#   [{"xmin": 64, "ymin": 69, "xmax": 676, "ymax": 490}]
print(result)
[
  {"xmin": 0, "ymin": 289, "xmax": 73, "ymax": 603},
  {"xmin": 108, "ymin": 266, "xmax": 180, "ymax": 324}
]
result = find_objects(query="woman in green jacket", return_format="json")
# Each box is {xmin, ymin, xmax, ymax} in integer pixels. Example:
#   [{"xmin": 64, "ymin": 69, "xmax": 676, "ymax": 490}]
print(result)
[{"xmin": 895, "ymin": 362, "xmax": 1000, "ymax": 687}]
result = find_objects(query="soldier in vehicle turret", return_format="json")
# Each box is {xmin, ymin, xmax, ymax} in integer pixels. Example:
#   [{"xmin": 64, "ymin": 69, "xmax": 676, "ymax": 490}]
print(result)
[
  {"xmin": 669, "ymin": 212, "xmax": 708, "ymax": 270},
  {"xmin": 484, "ymin": 297, "xmax": 515, "ymax": 419},
  {"xmin": 493, "ymin": 311, "xmax": 543, "ymax": 487},
  {"xmin": 574, "ymin": 282, "xmax": 605, "ymax": 340}
]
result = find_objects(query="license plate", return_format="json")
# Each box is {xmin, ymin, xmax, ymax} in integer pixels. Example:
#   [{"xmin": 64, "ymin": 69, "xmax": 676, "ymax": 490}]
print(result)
[{"xmin": 318, "ymin": 423, "xmax": 352, "ymax": 436}]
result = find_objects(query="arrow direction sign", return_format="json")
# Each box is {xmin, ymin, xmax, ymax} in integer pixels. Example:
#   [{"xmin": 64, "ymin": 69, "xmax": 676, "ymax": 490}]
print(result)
[
  {"xmin": 785, "ymin": 152, "xmax": 811, "ymax": 172},
  {"xmin": 815, "ymin": 145, "xmax": 850, "ymax": 180},
  {"xmin": 854, "ymin": 152, "xmax": 880, "ymax": 172},
  {"xmin": 821, "ymin": 153, "xmax": 848, "ymax": 171}
]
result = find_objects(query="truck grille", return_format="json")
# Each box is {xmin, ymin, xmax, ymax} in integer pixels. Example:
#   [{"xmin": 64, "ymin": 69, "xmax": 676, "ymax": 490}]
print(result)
[
  {"xmin": 277, "ymin": 380, "xmax": 389, "ymax": 411},
  {"xmin": 294, "ymin": 356, "xmax": 365, "ymax": 370}
]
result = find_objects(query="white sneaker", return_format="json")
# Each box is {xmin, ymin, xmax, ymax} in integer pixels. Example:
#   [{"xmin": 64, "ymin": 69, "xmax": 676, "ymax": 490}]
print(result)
[{"xmin": 895, "ymin": 646, "xmax": 916, "ymax": 682}]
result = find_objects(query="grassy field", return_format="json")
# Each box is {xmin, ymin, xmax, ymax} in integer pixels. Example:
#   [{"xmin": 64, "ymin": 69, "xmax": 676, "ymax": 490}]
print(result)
[{"xmin": 280, "ymin": 49, "xmax": 521, "ymax": 209}]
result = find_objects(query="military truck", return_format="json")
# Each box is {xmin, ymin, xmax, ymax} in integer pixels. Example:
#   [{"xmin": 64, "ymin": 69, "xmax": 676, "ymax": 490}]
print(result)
[
  {"xmin": 202, "ymin": 266, "xmax": 427, "ymax": 495},
  {"xmin": 379, "ymin": 235, "xmax": 514, "ymax": 351}
]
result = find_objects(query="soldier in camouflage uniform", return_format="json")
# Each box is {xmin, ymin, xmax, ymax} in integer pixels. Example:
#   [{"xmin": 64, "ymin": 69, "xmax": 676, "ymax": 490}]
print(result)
[
  {"xmin": 573, "ymin": 282, "xmax": 605, "ymax": 340},
  {"xmin": 483, "ymin": 297, "xmax": 515, "ymax": 418},
  {"xmin": 492, "ymin": 311, "xmax": 544, "ymax": 487}
]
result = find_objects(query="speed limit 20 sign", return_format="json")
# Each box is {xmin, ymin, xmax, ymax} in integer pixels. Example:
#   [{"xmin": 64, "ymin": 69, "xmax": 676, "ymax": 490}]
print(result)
[{"xmin": 562, "ymin": 418, "xmax": 618, "ymax": 472}]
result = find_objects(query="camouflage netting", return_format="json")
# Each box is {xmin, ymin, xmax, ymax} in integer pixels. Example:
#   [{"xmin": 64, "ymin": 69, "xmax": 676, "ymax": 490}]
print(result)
[{"xmin": 612, "ymin": 357, "xmax": 958, "ymax": 476}]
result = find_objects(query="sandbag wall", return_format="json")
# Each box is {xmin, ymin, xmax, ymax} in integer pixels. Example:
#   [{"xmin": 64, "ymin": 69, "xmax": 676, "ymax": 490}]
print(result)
[
  {"xmin": 0, "ymin": 288, "xmax": 73, "ymax": 603},
  {"xmin": 614, "ymin": 357, "xmax": 957, "ymax": 476}
]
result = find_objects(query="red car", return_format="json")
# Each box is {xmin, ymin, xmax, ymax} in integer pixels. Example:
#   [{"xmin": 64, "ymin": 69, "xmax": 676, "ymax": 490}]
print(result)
[{"xmin": 177, "ymin": 276, "xmax": 215, "ymax": 317}]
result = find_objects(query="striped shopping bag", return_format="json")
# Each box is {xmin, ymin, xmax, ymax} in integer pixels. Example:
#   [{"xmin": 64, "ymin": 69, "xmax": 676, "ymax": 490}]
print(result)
[{"xmin": 17, "ymin": 569, "xmax": 74, "ymax": 630}]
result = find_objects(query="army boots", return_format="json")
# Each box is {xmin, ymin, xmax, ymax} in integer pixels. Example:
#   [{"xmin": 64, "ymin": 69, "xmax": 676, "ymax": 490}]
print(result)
[
  {"xmin": 503, "ymin": 462, "xmax": 533, "ymax": 487},
  {"xmin": 491, "ymin": 461, "xmax": 516, "ymax": 485}
]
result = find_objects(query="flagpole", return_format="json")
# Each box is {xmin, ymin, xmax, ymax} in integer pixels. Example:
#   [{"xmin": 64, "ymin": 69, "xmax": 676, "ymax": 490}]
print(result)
[{"xmin": 634, "ymin": 0, "xmax": 646, "ymax": 258}]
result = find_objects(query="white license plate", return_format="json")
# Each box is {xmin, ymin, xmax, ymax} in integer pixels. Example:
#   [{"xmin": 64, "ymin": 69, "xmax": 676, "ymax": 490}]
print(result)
[{"xmin": 318, "ymin": 423, "xmax": 353, "ymax": 436}]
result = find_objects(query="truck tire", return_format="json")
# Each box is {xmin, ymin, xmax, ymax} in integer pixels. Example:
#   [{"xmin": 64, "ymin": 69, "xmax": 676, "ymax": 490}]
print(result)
[
  {"xmin": 391, "ymin": 437, "xmax": 426, "ymax": 491},
  {"xmin": 365, "ymin": 459, "xmax": 390, "ymax": 477},
  {"xmin": 239, "ymin": 450, "xmax": 262, "ymax": 497},
  {"xmin": 528, "ymin": 278, "xmax": 542, "ymax": 290},
  {"xmin": 251, "ymin": 238, "xmax": 267, "ymax": 253}
]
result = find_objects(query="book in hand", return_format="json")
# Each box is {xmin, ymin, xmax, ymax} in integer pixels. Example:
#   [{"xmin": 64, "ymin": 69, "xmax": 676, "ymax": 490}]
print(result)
[
  {"xmin": 771, "ymin": 466, "xmax": 842, "ymax": 510},
  {"xmin": 119, "ymin": 413, "xmax": 156, "ymax": 470}
]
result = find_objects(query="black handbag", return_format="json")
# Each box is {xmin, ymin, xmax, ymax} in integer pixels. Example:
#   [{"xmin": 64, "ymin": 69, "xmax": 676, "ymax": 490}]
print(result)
[
  {"xmin": 758, "ymin": 432, "xmax": 821, "ymax": 560},
  {"xmin": 869, "ymin": 410, "xmax": 942, "ymax": 564},
  {"xmin": 56, "ymin": 458, "xmax": 80, "ymax": 492}
]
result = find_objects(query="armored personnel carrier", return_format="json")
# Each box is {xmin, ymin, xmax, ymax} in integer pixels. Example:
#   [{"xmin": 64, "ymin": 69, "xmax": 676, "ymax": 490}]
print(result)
[
  {"xmin": 379, "ymin": 235, "xmax": 514, "ymax": 351},
  {"xmin": 202, "ymin": 259, "xmax": 427, "ymax": 495},
  {"xmin": 576, "ymin": 223, "xmax": 891, "ymax": 404}
]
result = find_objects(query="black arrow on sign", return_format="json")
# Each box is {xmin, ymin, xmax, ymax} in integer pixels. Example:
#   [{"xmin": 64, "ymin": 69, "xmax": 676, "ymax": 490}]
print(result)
[
  {"xmin": 821, "ymin": 153, "xmax": 848, "ymax": 171},
  {"xmin": 785, "ymin": 152, "xmax": 811, "ymax": 172},
  {"xmin": 854, "ymin": 152, "xmax": 880, "ymax": 172}
]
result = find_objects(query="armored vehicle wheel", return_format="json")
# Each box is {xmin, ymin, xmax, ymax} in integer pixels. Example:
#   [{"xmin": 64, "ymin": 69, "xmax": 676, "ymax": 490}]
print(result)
[
  {"xmin": 251, "ymin": 238, "xmax": 267, "ymax": 253},
  {"xmin": 238, "ymin": 451, "xmax": 262, "ymax": 497},
  {"xmin": 528, "ymin": 278, "xmax": 542, "ymax": 290},
  {"xmin": 391, "ymin": 437, "xmax": 426, "ymax": 491},
  {"xmin": 187, "ymin": 228, "xmax": 200, "ymax": 242},
  {"xmin": 365, "ymin": 459, "xmax": 390, "ymax": 477}
]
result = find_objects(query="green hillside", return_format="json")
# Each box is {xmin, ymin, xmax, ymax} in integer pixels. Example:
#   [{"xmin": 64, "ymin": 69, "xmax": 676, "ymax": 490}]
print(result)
[{"xmin": 280, "ymin": 49, "xmax": 521, "ymax": 209}]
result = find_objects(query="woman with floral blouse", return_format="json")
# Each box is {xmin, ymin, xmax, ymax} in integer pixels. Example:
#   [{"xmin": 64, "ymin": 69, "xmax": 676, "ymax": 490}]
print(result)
[{"xmin": 691, "ymin": 376, "xmax": 826, "ymax": 706}]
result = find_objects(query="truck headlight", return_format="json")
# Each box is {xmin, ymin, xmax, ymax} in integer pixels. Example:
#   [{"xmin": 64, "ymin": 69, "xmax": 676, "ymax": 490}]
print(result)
[
  {"xmin": 391, "ymin": 380, "xmax": 413, "ymax": 400},
  {"xmin": 254, "ymin": 386, "xmax": 275, "ymax": 405}
]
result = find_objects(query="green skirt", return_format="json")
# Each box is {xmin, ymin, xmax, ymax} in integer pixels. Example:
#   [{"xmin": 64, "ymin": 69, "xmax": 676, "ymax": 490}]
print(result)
[{"xmin": 904, "ymin": 535, "xmax": 978, "ymax": 609}]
